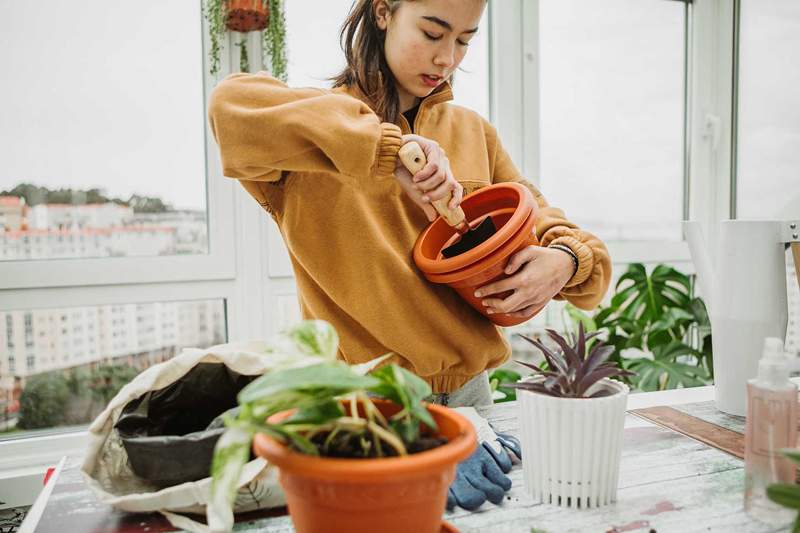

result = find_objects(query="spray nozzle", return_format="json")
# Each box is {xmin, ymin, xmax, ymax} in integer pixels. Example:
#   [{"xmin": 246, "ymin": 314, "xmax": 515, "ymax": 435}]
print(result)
[{"xmin": 758, "ymin": 337, "xmax": 794, "ymax": 385}]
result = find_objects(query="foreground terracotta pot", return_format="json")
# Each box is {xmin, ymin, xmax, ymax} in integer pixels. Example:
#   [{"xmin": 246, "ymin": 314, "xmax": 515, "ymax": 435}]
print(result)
[
  {"xmin": 253, "ymin": 400, "xmax": 476, "ymax": 533},
  {"xmin": 413, "ymin": 182, "xmax": 540, "ymax": 326}
]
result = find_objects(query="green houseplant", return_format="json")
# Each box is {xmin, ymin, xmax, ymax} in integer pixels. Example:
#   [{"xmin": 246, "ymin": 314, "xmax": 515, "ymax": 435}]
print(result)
[
  {"xmin": 767, "ymin": 448, "xmax": 800, "ymax": 532},
  {"xmin": 509, "ymin": 324, "xmax": 634, "ymax": 508},
  {"xmin": 203, "ymin": 0, "xmax": 288, "ymax": 80},
  {"xmin": 564, "ymin": 263, "xmax": 712, "ymax": 392},
  {"xmin": 208, "ymin": 320, "xmax": 476, "ymax": 533}
]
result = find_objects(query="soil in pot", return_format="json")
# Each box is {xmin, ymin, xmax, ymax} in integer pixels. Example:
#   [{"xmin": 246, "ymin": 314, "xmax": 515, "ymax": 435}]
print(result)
[{"xmin": 306, "ymin": 428, "xmax": 448, "ymax": 458}]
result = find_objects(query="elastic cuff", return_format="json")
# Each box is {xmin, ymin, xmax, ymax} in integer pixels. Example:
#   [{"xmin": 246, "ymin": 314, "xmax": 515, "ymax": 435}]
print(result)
[
  {"xmin": 548, "ymin": 236, "xmax": 594, "ymax": 287},
  {"xmin": 372, "ymin": 122, "xmax": 403, "ymax": 179}
]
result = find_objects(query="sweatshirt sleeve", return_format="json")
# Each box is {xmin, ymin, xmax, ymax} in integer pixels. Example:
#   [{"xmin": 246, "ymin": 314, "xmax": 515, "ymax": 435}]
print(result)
[
  {"xmin": 485, "ymin": 123, "xmax": 612, "ymax": 310},
  {"xmin": 207, "ymin": 72, "xmax": 403, "ymax": 182}
]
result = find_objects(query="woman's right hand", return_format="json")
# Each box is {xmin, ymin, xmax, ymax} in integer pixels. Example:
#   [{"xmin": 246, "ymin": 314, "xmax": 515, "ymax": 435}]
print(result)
[{"xmin": 394, "ymin": 134, "xmax": 464, "ymax": 222}]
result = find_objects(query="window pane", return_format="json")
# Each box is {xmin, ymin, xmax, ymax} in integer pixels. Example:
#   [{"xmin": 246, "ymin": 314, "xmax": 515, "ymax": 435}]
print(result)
[
  {"xmin": 0, "ymin": 300, "xmax": 226, "ymax": 439},
  {"xmin": 0, "ymin": 1, "xmax": 208, "ymax": 261},
  {"xmin": 286, "ymin": 2, "xmax": 489, "ymax": 117},
  {"xmin": 737, "ymin": 0, "xmax": 800, "ymax": 220},
  {"xmin": 538, "ymin": 0, "xmax": 685, "ymax": 241},
  {"xmin": 738, "ymin": 0, "xmax": 800, "ymax": 357}
]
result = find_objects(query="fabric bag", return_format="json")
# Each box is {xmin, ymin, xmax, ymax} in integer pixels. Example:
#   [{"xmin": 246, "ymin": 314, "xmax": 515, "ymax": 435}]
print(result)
[{"xmin": 81, "ymin": 321, "xmax": 341, "ymax": 532}]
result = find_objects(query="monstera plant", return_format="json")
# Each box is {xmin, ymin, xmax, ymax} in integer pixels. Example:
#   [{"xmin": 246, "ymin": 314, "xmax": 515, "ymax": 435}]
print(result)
[{"xmin": 563, "ymin": 263, "xmax": 712, "ymax": 392}]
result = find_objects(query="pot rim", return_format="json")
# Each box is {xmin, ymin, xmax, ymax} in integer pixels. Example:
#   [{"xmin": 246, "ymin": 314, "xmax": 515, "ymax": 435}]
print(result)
[
  {"xmin": 413, "ymin": 183, "xmax": 536, "ymax": 274},
  {"xmin": 253, "ymin": 401, "xmax": 477, "ymax": 480},
  {"xmin": 422, "ymin": 209, "xmax": 537, "ymax": 284},
  {"xmin": 517, "ymin": 377, "xmax": 630, "ymax": 402}
]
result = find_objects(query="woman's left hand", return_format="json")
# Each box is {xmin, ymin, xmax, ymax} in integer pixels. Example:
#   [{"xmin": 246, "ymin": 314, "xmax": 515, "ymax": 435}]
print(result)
[{"xmin": 474, "ymin": 246, "xmax": 575, "ymax": 318}]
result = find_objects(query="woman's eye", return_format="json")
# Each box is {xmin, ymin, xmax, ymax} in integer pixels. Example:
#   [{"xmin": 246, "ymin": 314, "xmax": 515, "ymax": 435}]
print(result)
[{"xmin": 423, "ymin": 30, "xmax": 469, "ymax": 46}]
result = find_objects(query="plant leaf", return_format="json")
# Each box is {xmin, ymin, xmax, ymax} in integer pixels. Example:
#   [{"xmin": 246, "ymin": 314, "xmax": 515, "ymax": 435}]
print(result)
[
  {"xmin": 238, "ymin": 361, "xmax": 379, "ymax": 405},
  {"xmin": 767, "ymin": 483, "xmax": 800, "ymax": 510},
  {"xmin": 547, "ymin": 328, "xmax": 581, "ymax": 369},
  {"xmin": 518, "ymin": 334, "xmax": 568, "ymax": 375}
]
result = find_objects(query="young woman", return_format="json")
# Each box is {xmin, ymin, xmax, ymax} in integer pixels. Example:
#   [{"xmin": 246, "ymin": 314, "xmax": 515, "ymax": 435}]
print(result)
[{"xmin": 208, "ymin": 0, "xmax": 611, "ymax": 408}]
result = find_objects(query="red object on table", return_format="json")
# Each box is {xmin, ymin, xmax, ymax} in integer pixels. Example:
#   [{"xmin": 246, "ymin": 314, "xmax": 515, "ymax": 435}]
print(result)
[{"xmin": 43, "ymin": 467, "xmax": 56, "ymax": 485}]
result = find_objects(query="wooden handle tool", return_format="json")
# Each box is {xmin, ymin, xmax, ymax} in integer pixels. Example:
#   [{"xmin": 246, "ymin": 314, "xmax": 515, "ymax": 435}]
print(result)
[{"xmin": 398, "ymin": 142, "xmax": 469, "ymax": 233}]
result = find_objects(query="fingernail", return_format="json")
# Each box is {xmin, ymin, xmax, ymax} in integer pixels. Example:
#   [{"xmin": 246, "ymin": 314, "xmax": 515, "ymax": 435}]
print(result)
[
  {"xmin": 474, "ymin": 291, "xmax": 481, "ymax": 297},
  {"xmin": 487, "ymin": 310, "xmax": 494, "ymax": 315},
  {"xmin": 422, "ymin": 196, "xmax": 429, "ymax": 202}
]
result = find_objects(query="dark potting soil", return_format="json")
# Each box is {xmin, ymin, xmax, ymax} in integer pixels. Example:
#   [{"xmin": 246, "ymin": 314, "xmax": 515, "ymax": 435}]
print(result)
[{"xmin": 305, "ymin": 431, "xmax": 448, "ymax": 458}]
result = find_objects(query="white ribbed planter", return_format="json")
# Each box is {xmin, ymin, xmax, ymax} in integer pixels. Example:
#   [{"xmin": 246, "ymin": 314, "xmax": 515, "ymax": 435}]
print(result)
[{"xmin": 518, "ymin": 378, "xmax": 628, "ymax": 509}]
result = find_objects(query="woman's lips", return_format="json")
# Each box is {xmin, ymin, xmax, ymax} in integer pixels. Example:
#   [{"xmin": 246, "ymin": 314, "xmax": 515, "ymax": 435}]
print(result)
[{"xmin": 420, "ymin": 74, "xmax": 441, "ymax": 88}]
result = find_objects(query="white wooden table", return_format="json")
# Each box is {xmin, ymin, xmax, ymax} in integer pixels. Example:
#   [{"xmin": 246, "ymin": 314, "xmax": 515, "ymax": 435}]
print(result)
[
  {"xmin": 232, "ymin": 387, "xmax": 791, "ymax": 533},
  {"xmin": 23, "ymin": 386, "xmax": 795, "ymax": 532}
]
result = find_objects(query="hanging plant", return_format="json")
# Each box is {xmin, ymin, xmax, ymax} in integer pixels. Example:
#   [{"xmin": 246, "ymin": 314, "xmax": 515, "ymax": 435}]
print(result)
[{"xmin": 203, "ymin": 0, "xmax": 288, "ymax": 81}]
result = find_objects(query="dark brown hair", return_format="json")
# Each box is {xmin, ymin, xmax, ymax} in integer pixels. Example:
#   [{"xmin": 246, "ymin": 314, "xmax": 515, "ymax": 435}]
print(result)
[{"xmin": 331, "ymin": 0, "xmax": 406, "ymax": 123}]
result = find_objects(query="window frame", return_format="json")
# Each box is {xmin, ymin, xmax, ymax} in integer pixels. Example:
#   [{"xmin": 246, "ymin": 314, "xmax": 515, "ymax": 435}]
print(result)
[
  {"xmin": 0, "ymin": 4, "xmax": 237, "ymax": 291},
  {"xmin": 0, "ymin": 3, "xmax": 273, "ymax": 499},
  {"xmin": 498, "ymin": 0, "xmax": 726, "ymax": 268}
]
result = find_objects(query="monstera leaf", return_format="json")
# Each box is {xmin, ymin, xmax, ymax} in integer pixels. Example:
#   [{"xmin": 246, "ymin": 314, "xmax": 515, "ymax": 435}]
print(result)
[
  {"xmin": 612, "ymin": 264, "xmax": 692, "ymax": 323},
  {"xmin": 626, "ymin": 341, "xmax": 709, "ymax": 391},
  {"xmin": 562, "ymin": 263, "xmax": 713, "ymax": 393}
]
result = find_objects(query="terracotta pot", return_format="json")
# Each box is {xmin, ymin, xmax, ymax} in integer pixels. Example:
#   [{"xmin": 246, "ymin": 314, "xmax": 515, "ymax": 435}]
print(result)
[
  {"xmin": 225, "ymin": 0, "xmax": 269, "ymax": 32},
  {"xmin": 253, "ymin": 400, "xmax": 476, "ymax": 533},
  {"xmin": 413, "ymin": 182, "xmax": 540, "ymax": 327}
]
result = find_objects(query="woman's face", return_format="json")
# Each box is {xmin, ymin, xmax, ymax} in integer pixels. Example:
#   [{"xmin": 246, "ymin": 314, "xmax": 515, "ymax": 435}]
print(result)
[{"xmin": 375, "ymin": 0, "xmax": 486, "ymax": 111}]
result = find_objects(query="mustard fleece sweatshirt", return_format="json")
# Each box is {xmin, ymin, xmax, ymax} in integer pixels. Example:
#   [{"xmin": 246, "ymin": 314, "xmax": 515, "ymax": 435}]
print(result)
[{"xmin": 208, "ymin": 72, "xmax": 611, "ymax": 393}]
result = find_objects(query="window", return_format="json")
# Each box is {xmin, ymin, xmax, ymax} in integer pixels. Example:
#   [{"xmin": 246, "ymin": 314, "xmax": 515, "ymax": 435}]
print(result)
[
  {"xmin": 0, "ymin": 0, "xmax": 254, "ymax": 478},
  {"xmin": 0, "ymin": 0, "xmax": 235, "ymax": 291},
  {"xmin": 736, "ymin": 0, "xmax": 800, "ymax": 354},
  {"xmin": 0, "ymin": 1, "xmax": 208, "ymax": 260},
  {"xmin": 537, "ymin": 0, "xmax": 686, "ymax": 243},
  {"xmin": 0, "ymin": 300, "xmax": 226, "ymax": 439},
  {"xmin": 736, "ymin": 0, "xmax": 800, "ymax": 220}
]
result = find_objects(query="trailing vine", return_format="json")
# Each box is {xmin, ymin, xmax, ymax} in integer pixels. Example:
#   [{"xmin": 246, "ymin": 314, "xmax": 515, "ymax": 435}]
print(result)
[{"xmin": 262, "ymin": 0, "xmax": 288, "ymax": 81}]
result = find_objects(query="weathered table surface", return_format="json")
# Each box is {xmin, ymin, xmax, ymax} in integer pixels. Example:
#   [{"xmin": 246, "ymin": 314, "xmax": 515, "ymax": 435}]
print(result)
[{"xmin": 28, "ymin": 400, "xmax": 792, "ymax": 533}]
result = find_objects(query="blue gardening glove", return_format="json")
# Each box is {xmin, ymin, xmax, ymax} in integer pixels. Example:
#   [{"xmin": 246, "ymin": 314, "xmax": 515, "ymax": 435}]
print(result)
[{"xmin": 446, "ymin": 407, "xmax": 521, "ymax": 511}]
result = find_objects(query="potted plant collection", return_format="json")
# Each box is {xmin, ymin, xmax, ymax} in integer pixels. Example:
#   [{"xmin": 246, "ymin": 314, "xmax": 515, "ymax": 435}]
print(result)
[
  {"xmin": 509, "ymin": 323, "xmax": 635, "ymax": 509},
  {"xmin": 209, "ymin": 320, "xmax": 476, "ymax": 533},
  {"xmin": 203, "ymin": 0, "xmax": 287, "ymax": 79}
]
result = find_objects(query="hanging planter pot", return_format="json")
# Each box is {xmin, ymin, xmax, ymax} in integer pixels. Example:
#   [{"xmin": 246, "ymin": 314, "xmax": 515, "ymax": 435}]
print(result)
[
  {"xmin": 225, "ymin": 0, "xmax": 269, "ymax": 32},
  {"xmin": 204, "ymin": 0, "xmax": 287, "ymax": 80},
  {"xmin": 413, "ymin": 182, "xmax": 540, "ymax": 327}
]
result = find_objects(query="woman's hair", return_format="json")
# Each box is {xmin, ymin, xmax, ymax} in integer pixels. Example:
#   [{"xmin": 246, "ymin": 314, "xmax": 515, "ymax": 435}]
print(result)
[{"xmin": 331, "ymin": 0, "xmax": 406, "ymax": 123}]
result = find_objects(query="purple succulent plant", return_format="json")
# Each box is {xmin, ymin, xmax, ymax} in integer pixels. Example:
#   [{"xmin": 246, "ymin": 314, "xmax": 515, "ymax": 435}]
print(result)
[{"xmin": 508, "ymin": 323, "xmax": 635, "ymax": 398}]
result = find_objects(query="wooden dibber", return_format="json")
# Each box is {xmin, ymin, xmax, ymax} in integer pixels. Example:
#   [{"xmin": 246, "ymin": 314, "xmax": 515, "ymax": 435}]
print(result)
[{"xmin": 398, "ymin": 142, "xmax": 497, "ymax": 258}]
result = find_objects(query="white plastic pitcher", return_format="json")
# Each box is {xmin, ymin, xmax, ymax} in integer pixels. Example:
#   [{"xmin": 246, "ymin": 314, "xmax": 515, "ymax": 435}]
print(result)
[{"xmin": 684, "ymin": 219, "xmax": 799, "ymax": 416}]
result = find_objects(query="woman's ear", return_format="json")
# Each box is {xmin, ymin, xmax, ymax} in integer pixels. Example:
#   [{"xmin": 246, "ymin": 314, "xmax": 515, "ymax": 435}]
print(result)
[{"xmin": 373, "ymin": 0, "xmax": 391, "ymax": 31}]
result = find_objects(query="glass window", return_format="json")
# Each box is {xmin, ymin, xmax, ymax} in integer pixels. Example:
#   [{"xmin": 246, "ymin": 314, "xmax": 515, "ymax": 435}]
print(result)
[
  {"xmin": 0, "ymin": 1, "xmax": 208, "ymax": 261},
  {"xmin": 285, "ymin": 1, "xmax": 490, "ymax": 117},
  {"xmin": 538, "ymin": 0, "xmax": 686, "ymax": 242},
  {"xmin": 737, "ymin": 0, "xmax": 800, "ymax": 355},
  {"xmin": 0, "ymin": 299, "xmax": 226, "ymax": 438},
  {"xmin": 737, "ymin": 0, "xmax": 800, "ymax": 220}
]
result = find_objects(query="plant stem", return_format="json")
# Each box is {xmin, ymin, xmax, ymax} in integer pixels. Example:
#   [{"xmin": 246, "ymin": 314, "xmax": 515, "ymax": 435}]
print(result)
[{"xmin": 366, "ymin": 420, "xmax": 407, "ymax": 456}]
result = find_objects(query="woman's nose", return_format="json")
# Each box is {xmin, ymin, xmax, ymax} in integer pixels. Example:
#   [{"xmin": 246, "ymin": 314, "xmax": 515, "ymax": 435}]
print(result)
[{"xmin": 433, "ymin": 41, "xmax": 455, "ymax": 69}]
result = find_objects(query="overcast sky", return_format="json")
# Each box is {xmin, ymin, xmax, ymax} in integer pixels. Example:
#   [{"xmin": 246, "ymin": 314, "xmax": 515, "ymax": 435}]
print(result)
[{"xmin": 0, "ymin": 0, "xmax": 796, "ymax": 222}]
